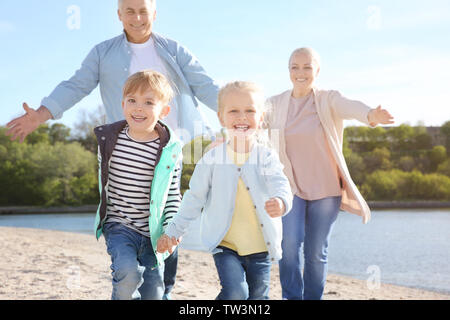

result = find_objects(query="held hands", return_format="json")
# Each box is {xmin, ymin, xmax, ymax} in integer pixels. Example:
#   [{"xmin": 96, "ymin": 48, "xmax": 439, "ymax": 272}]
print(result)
[
  {"xmin": 156, "ymin": 234, "xmax": 180, "ymax": 254},
  {"xmin": 367, "ymin": 105, "xmax": 394, "ymax": 127},
  {"xmin": 6, "ymin": 103, "xmax": 51, "ymax": 143},
  {"xmin": 264, "ymin": 197, "xmax": 286, "ymax": 218}
]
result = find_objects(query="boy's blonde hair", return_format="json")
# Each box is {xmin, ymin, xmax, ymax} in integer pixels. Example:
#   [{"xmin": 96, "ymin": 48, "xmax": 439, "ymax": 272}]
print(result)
[
  {"xmin": 217, "ymin": 81, "xmax": 267, "ymax": 115},
  {"xmin": 122, "ymin": 70, "xmax": 174, "ymax": 105}
]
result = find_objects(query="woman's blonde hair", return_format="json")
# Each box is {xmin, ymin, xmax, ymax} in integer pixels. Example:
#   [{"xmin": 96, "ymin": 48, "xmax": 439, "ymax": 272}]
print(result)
[
  {"xmin": 288, "ymin": 47, "xmax": 321, "ymax": 69},
  {"xmin": 122, "ymin": 70, "xmax": 173, "ymax": 105}
]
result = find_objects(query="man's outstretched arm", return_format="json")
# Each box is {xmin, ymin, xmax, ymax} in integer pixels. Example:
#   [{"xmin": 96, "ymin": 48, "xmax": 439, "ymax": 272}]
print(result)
[{"xmin": 6, "ymin": 103, "xmax": 53, "ymax": 143}]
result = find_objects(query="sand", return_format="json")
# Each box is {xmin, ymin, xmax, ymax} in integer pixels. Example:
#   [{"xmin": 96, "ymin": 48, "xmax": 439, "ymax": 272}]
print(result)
[{"xmin": 0, "ymin": 227, "xmax": 448, "ymax": 300}]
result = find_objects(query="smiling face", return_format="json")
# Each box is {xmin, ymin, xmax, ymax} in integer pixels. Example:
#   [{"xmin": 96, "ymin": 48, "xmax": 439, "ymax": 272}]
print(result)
[
  {"xmin": 118, "ymin": 0, "xmax": 156, "ymax": 44},
  {"xmin": 122, "ymin": 88, "xmax": 170, "ymax": 140},
  {"xmin": 218, "ymin": 88, "xmax": 264, "ymax": 145},
  {"xmin": 289, "ymin": 50, "xmax": 320, "ymax": 95}
]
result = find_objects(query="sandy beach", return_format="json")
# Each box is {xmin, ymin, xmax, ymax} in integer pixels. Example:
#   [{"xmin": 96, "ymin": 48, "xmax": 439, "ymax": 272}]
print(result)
[{"xmin": 0, "ymin": 226, "xmax": 448, "ymax": 300}]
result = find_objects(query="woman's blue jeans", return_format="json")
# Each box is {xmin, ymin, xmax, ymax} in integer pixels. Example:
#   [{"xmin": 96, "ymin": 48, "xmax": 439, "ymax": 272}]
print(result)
[
  {"xmin": 279, "ymin": 195, "xmax": 341, "ymax": 300},
  {"xmin": 103, "ymin": 223, "xmax": 164, "ymax": 300},
  {"xmin": 213, "ymin": 247, "xmax": 272, "ymax": 300}
]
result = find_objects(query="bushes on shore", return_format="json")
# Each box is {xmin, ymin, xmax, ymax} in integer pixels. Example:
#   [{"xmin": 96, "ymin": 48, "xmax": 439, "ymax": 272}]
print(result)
[
  {"xmin": 361, "ymin": 170, "xmax": 450, "ymax": 200},
  {"xmin": 0, "ymin": 120, "xmax": 449, "ymax": 206},
  {"xmin": 0, "ymin": 126, "xmax": 97, "ymax": 206}
]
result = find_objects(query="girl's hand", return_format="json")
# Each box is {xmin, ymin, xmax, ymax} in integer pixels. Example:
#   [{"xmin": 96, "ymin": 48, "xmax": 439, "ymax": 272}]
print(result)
[
  {"xmin": 367, "ymin": 105, "xmax": 394, "ymax": 127},
  {"xmin": 264, "ymin": 197, "xmax": 286, "ymax": 218},
  {"xmin": 157, "ymin": 234, "xmax": 180, "ymax": 254}
]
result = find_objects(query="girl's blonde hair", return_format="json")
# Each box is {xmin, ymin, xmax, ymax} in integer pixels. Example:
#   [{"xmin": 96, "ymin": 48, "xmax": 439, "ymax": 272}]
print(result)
[
  {"xmin": 217, "ymin": 81, "xmax": 267, "ymax": 115},
  {"xmin": 122, "ymin": 70, "xmax": 173, "ymax": 105},
  {"xmin": 217, "ymin": 81, "xmax": 270, "ymax": 146}
]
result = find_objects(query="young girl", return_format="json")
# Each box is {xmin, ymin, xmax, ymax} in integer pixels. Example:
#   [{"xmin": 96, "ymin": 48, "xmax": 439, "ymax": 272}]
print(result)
[{"xmin": 157, "ymin": 81, "xmax": 293, "ymax": 300}]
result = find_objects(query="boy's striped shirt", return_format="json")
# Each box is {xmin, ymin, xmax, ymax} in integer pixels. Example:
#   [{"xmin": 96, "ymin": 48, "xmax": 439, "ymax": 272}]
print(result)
[{"xmin": 102, "ymin": 126, "xmax": 181, "ymax": 238}]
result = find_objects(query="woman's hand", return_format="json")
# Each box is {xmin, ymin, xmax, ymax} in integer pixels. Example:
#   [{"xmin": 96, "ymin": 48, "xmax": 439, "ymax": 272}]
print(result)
[{"xmin": 367, "ymin": 105, "xmax": 394, "ymax": 127}]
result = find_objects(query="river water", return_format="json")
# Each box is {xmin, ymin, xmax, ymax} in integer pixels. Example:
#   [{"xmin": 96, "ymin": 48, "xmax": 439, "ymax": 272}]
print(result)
[{"xmin": 0, "ymin": 209, "xmax": 449, "ymax": 294}]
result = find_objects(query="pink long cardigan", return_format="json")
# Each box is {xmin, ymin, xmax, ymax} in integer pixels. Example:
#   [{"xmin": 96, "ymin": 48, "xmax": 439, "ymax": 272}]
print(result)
[{"xmin": 265, "ymin": 87, "xmax": 373, "ymax": 224}]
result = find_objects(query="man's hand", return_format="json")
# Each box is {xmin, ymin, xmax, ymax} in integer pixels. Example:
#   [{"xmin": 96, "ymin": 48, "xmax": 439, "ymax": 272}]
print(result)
[
  {"xmin": 367, "ymin": 105, "xmax": 394, "ymax": 127},
  {"xmin": 157, "ymin": 234, "xmax": 180, "ymax": 254},
  {"xmin": 6, "ymin": 103, "xmax": 52, "ymax": 143},
  {"xmin": 264, "ymin": 197, "xmax": 286, "ymax": 218}
]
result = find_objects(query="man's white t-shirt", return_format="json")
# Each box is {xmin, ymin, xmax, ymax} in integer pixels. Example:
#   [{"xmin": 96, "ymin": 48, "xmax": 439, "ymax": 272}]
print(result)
[{"xmin": 128, "ymin": 38, "xmax": 179, "ymax": 132}]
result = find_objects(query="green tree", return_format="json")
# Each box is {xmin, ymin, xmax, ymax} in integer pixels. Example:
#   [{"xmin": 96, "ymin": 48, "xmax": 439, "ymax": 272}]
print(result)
[
  {"xmin": 25, "ymin": 124, "xmax": 50, "ymax": 145},
  {"xmin": 0, "ymin": 128, "xmax": 98, "ymax": 206},
  {"xmin": 180, "ymin": 135, "xmax": 213, "ymax": 195},
  {"xmin": 437, "ymin": 159, "xmax": 450, "ymax": 177},
  {"xmin": 429, "ymin": 145, "xmax": 447, "ymax": 172},
  {"xmin": 362, "ymin": 169, "xmax": 450, "ymax": 200},
  {"xmin": 397, "ymin": 156, "xmax": 415, "ymax": 172},
  {"xmin": 386, "ymin": 124, "xmax": 414, "ymax": 151},
  {"xmin": 49, "ymin": 123, "xmax": 71, "ymax": 144},
  {"xmin": 362, "ymin": 170, "xmax": 401, "ymax": 200},
  {"xmin": 441, "ymin": 121, "xmax": 450, "ymax": 154},
  {"xmin": 72, "ymin": 105, "xmax": 106, "ymax": 153},
  {"xmin": 363, "ymin": 147, "xmax": 392, "ymax": 173},
  {"xmin": 31, "ymin": 142, "xmax": 98, "ymax": 206}
]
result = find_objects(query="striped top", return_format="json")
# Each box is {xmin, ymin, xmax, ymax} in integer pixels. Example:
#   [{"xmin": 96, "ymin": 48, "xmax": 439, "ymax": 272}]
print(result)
[{"xmin": 103, "ymin": 126, "xmax": 182, "ymax": 238}]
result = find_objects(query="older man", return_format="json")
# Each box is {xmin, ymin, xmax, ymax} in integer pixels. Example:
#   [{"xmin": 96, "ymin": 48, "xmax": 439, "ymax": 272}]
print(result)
[
  {"xmin": 6, "ymin": 0, "xmax": 219, "ymax": 300},
  {"xmin": 7, "ymin": 0, "xmax": 218, "ymax": 143}
]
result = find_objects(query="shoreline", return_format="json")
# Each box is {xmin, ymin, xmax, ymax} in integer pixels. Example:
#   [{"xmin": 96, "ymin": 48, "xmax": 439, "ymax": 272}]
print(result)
[
  {"xmin": 328, "ymin": 270, "xmax": 450, "ymax": 296},
  {"xmin": 1, "ymin": 201, "xmax": 449, "ymax": 215},
  {"xmin": 0, "ymin": 226, "xmax": 449, "ymax": 300}
]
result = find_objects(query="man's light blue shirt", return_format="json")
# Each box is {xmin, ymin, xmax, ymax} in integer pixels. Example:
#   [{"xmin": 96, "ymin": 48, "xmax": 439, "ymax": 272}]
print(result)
[{"xmin": 41, "ymin": 32, "xmax": 219, "ymax": 143}]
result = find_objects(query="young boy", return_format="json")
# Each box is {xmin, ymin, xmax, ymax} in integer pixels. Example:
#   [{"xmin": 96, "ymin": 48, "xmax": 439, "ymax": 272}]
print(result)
[{"xmin": 93, "ymin": 70, "xmax": 183, "ymax": 300}]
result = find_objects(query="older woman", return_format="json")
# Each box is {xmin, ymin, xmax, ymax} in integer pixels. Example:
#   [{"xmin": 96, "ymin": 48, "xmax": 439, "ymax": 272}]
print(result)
[{"xmin": 265, "ymin": 48, "xmax": 394, "ymax": 300}]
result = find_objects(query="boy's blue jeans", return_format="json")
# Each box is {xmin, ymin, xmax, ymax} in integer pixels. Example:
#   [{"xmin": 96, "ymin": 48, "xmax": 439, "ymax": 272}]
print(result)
[
  {"xmin": 163, "ymin": 247, "xmax": 177, "ymax": 299},
  {"xmin": 103, "ymin": 223, "xmax": 164, "ymax": 300},
  {"xmin": 213, "ymin": 247, "xmax": 271, "ymax": 300},
  {"xmin": 279, "ymin": 195, "xmax": 341, "ymax": 300}
]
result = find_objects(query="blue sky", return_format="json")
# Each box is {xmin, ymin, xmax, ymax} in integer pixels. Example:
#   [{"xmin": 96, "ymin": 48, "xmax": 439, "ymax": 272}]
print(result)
[{"xmin": 1, "ymin": 0, "xmax": 450, "ymax": 133}]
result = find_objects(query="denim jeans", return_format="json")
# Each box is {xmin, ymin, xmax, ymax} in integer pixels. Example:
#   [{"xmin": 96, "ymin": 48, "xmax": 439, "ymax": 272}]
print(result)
[
  {"xmin": 163, "ymin": 246, "xmax": 178, "ymax": 299},
  {"xmin": 279, "ymin": 195, "xmax": 341, "ymax": 300},
  {"xmin": 213, "ymin": 247, "xmax": 271, "ymax": 300},
  {"xmin": 103, "ymin": 222, "xmax": 164, "ymax": 300}
]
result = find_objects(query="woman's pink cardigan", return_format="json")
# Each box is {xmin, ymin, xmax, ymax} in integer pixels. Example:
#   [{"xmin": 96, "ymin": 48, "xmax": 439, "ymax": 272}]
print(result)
[{"xmin": 265, "ymin": 88, "xmax": 373, "ymax": 224}]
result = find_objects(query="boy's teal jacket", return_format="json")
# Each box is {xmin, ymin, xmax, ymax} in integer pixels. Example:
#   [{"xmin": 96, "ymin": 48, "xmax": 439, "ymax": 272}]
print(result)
[{"xmin": 94, "ymin": 120, "xmax": 183, "ymax": 266}]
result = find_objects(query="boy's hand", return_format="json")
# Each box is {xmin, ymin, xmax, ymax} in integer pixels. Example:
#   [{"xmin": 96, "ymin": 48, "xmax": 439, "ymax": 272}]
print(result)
[
  {"xmin": 264, "ymin": 197, "xmax": 286, "ymax": 218},
  {"xmin": 157, "ymin": 234, "xmax": 180, "ymax": 254}
]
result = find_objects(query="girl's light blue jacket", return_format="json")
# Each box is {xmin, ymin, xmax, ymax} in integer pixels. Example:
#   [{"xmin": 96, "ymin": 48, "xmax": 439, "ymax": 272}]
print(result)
[
  {"xmin": 165, "ymin": 143, "xmax": 293, "ymax": 262},
  {"xmin": 41, "ymin": 32, "xmax": 219, "ymax": 142}
]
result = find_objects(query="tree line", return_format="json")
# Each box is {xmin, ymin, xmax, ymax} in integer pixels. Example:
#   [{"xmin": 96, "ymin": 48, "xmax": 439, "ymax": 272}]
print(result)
[
  {"xmin": 0, "ymin": 119, "xmax": 449, "ymax": 206},
  {"xmin": 343, "ymin": 123, "xmax": 450, "ymax": 200}
]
